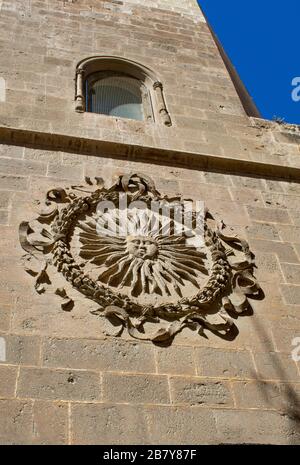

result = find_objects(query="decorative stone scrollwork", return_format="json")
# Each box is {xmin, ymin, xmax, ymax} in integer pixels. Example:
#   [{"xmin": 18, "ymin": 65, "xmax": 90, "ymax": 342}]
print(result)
[{"xmin": 19, "ymin": 173, "xmax": 260, "ymax": 343}]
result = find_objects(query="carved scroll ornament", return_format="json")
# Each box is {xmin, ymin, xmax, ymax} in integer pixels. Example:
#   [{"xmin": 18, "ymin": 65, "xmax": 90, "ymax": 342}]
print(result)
[{"xmin": 19, "ymin": 173, "xmax": 260, "ymax": 343}]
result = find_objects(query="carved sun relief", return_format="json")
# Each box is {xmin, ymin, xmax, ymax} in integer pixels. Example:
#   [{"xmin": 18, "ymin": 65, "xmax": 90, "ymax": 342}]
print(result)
[
  {"xmin": 19, "ymin": 173, "xmax": 261, "ymax": 343},
  {"xmin": 77, "ymin": 212, "xmax": 208, "ymax": 300}
]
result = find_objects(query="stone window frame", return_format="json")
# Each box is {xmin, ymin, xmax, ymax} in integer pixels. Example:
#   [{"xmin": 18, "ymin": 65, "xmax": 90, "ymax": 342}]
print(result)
[{"xmin": 75, "ymin": 56, "xmax": 172, "ymax": 126}]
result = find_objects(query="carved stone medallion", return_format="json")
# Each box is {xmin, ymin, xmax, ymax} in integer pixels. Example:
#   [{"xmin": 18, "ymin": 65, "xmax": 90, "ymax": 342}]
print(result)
[{"xmin": 19, "ymin": 173, "xmax": 260, "ymax": 342}]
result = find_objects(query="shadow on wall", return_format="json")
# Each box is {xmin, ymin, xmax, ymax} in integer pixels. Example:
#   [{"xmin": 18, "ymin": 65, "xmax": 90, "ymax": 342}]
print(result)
[{"xmin": 251, "ymin": 314, "xmax": 300, "ymax": 442}]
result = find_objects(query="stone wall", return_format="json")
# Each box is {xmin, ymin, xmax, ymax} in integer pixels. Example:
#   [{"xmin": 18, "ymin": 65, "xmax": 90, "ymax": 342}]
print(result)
[
  {"xmin": 0, "ymin": 1, "xmax": 298, "ymax": 172},
  {"xmin": 1, "ymin": 141, "xmax": 300, "ymax": 444},
  {"xmin": 0, "ymin": 0, "xmax": 300, "ymax": 445},
  {"xmin": 0, "ymin": 0, "xmax": 249, "ymax": 154}
]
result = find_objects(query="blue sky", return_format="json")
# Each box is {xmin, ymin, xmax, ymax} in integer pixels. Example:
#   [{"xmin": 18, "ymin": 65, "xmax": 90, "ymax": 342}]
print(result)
[{"xmin": 198, "ymin": 0, "xmax": 300, "ymax": 124}]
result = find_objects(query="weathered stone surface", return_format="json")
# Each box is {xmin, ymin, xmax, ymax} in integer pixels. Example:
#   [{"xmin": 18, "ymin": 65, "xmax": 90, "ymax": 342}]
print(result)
[
  {"xmin": 245, "ymin": 223, "xmax": 280, "ymax": 241},
  {"xmin": 249, "ymin": 239, "xmax": 299, "ymax": 264},
  {"xmin": 180, "ymin": 181, "xmax": 231, "ymax": 201},
  {"xmin": 0, "ymin": 0, "xmax": 300, "ymax": 446},
  {"xmin": 230, "ymin": 187, "xmax": 264, "ymax": 206},
  {"xmin": 0, "ymin": 400, "xmax": 33, "ymax": 445},
  {"xmin": 170, "ymin": 377, "xmax": 233, "ymax": 406},
  {"xmin": 254, "ymin": 253, "xmax": 284, "ymax": 283},
  {"xmin": 32, "ymin": 401, "xmax": 68, "ymax": 445},
  {"xmin": 24, "ymin": 148, "xmax": 62, "ymax": 163},
  {"xmin": 144, "ymin": 405, "xmax": 218, "ymax": 444},
  {"xmin": 17, "ymin": 367, "xmax": 101, "ymax": 401},
  {"xmin": 278, "ymin": 225, "xmax": 300, "ymax": 243},
  {"xmin": 0, "ymin": 158, "xmax": 46, "ymax": 177},
  {"xmin": 71, "ymin": 403, "xmax": 149, "ymax": 445},
  {"xmin": 205, "ymin": 199, "xmax": 250, "ymax": 226},
  {"xmin": 202, "ymin": 171, "xmax": 232, "ymax": 186},
  {"xmin": 279, "ymin": 383, "xmax": 300, "ymax": 414},
  {"xmin": 0, "ymin": 211, "xmax": 8, "ymax": 225},
  {"xmin": 0, "ymin": 191, "xmax": 11, "ymax": 209},
  {"xmin": 280, "ymin": 263, "xmax": 300, "ymax": 285},
  {"xmin": 230, "ymin": 174, "xmax": 265, "ymax": 190},
  {"xmin": 228, "ymin": 315, "xmax": 277, "ymax": 353},
  {"xmin": 232, "ymin": 380, "xmax": 282, "ymax": 409},
  {"xmin": 156, "ymin": 345, "xmax": 196, "ymax": 375},
  {"xmin": 0, "ymin": 365, "xmax": 17, "ymax": 397},
  {"xmin": 0, "ymin": 174, "xmax": 28, "ymax": 191},
  {"xmin": 195, "ymin": 347, "xmax": 256, "ymax": 379},
  {"xmin": 264, "ymin": 179, "xmax": 285, "ymax": 193},
  {"xmin": 270, "ymin": 325, "xmax": 300, "ymax": 353},
  {"xmin": 213, "ymin": 409, "xmax": 300, "ymax": 444},
  {"xmin": 155, "ymin": 178, "xmax": 180, "ymax": 194},
  {"xmin": 253, "ymin": 352, "xmax": 299, "ymax": 381},
  {"xmin": 247, "ymin": 206, "xmax": 292, "ymax": 224},
  {"xmin": 287, "ymin": 210, "xmax": 300, "ymax": 227},
  {"xmin": 0, "ymin": 144, "xmax": 23, "ymax": 159},
  {"xmin": 281, "ymin": 285, "xmax": 300, "ymax": 305},
  {"xmin": 0, "ymin": 399, "xmax": 68, "ymax": 445},
  {"xmin": 263, "ymin": 192, "xmax": 300, "ymax": 210},
  {"xmin": 47, "ymin": 163, "xmax": 83, "ymax": 181},
  {"xmin": 102, "ymin": 373, "xmax": 170, "ymax": 405},
  {"xmin": 0, "ymin": 333, "xmax": 40, "ymax": 366},
  {"xmin": 0, "ymin": 304, "xmax": 11, "ymax": 332},
  {"xmin": 42, "ymin": 337, "xmax": 156, "ymax": 373},
  {"xmin": 294, "ymin": 243, "xmax": 300, "ymax": 260}
]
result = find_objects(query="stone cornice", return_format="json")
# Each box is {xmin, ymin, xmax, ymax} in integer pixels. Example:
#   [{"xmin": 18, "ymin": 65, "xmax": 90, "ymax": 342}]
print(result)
[{"xmin": 1, "ymin": 125, "xmax": 300, "ymax": 182}]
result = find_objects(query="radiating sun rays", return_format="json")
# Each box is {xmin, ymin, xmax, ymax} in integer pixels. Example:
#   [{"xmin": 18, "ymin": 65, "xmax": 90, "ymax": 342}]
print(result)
[{"xmin": 76, "ymin": 207, "xmax": 208, "ymax": 298}]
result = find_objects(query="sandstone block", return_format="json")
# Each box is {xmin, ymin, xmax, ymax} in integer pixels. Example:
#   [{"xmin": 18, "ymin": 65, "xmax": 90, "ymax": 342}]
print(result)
[
  {"xmin": 213, "ymin": 409, "xmax": 300, "ymax": 444},
  {"xmin": 247, "ymin": 206, "xmax": 291, "ymax": 224},
  {"xmin": 194, "ymin": 347, "xmax": 256, "ymax": 379},
  {"xmin": 102, "ymin": 373, "xmax": 170, "ymax": 405},
  {"xmin": 42, "ymin": 337, "xmax": 156, "ymax": 373},
  {"xmin": 170, "ymin": 377, "xmax": 233, "ymax": 406},
  {"xmin": 281, "ymin": 285, "xmax": 300, "ymax": 305},
  {"xmin": 0, "ymin": 365, "xmax": 17, "ymax": 397},
  {"xmin": 17, "ymin": 367, "xmax": 101, "ymax": 401},
  {"xmin": 232, "ymin": 380, "xmax": 281, "ymax": 409},
  {"xmin": 0, "ymin": 333, "xmax": 40, "ymax": 366},
  {"xmin": 144, "ymin": 405, "xmax": 217, "ymax": 444},
  {"xmin": 253, "ymin": 352, "xmax": 299, "ymax": 381},
  {"xmin": 280, "ymin": 263, "xmax": 300, "ymax": 285},
  {"xmin": 156, "ymin": 345, "xmax": 196, "ymax": 375},
  {"xmin": 0, "ymin": 158, "xmax": 47, "ymax": 176},
  {"xmin": 71, "ymin": 403, "xmax": 149, "ymax": 445}
]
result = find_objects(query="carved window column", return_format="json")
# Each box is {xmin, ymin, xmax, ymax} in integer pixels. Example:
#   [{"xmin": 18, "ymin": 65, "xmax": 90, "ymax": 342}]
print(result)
[
  {"xmin": 75, "ymin": 67, "xmax": 85, "ymax": 112},
  {"xmin": 153, "ymin": 81, "xmax": 172, "ymax": 126}
]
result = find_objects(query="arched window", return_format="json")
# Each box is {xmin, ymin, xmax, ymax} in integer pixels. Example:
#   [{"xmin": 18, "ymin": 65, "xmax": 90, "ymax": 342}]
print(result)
[
  {"xmin": 75, "ymin": 56, "xmax": 172, "ymax": 126},
  {"xmin": 86, "ymin": 72, "xmax": 149, "ymax": 121}
]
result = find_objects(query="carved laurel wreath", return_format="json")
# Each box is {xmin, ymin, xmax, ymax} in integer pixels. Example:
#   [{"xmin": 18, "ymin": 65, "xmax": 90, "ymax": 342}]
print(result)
[{"xmin": 19, "ymin": 173, "xmax": 260, "ymax": 342}]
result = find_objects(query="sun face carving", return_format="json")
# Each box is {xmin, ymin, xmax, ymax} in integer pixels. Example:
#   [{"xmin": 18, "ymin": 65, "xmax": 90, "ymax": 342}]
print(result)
[
  {"xmin": 19, "ymin": 173, "xmax": 261, "ymax": 343},
  {"xmin": 75, "ymin": 207, "xmax": 209, "ymax": 300},
  {"xmin": 126, "ymin": 236, "xmax": 158, "ymax": 260}
]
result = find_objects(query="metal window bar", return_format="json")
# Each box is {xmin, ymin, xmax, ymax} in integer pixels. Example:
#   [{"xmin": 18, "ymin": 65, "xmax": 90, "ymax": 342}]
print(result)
[{"xmin": 86, "ymin": 73, "xmax": 148, "ymax": 121}]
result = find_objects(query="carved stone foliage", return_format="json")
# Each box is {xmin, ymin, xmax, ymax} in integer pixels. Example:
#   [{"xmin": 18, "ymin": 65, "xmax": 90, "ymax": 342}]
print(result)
[{"xmin": 19, "ymin": 173, "xmax": 261, "ymax": 343}]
